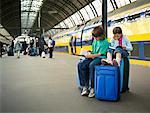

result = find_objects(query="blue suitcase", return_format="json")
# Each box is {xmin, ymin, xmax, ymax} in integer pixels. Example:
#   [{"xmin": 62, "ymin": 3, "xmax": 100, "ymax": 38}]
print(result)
[
  {"xmin": 120, "ymin": 57, "xmax": 130, "ymax": 93},
  {"xmin": 76, "ymin": 61, "xmax": 82, "ymax": 89},
  {"xmin": 94, "ymin": 66, "xmax": 120, "ymax": 101}
]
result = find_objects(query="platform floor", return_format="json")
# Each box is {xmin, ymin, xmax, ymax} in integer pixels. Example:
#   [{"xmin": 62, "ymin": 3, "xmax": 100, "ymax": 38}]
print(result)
[{"xmin": 0, "ymin": 53, "xmax": 150, "ymax": 113}]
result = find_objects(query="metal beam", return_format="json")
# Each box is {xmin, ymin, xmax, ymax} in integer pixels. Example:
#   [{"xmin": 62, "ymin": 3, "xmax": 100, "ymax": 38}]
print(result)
[
  {"xmin": 1, "ymin": 26, "xmax": 69, "ymax": 30},
  {"xmin": 110, "ymin": 0, "xmax": 116, "ymax": 10},
  {"xmin": 113, "ymin": 0, "xmax": 118, "ymax": 9},
  {"xmin": 0, "ymin": 33, "xmax": 10, "ymax": 40},
  {"xmin": 102, "ymin": 0, "xmax": 107, "ymax": 37}
]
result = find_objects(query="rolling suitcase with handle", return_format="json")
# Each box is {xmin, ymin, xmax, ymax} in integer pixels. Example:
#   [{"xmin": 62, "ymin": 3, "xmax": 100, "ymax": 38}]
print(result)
[{"xmin": 94, "ymin": 66, "xmax": 120, "ymax": 101}]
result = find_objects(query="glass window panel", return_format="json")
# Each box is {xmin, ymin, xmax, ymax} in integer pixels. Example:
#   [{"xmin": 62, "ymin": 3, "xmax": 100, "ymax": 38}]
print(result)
[
  {"xmin": 64, "ymin": 18, "xmax": 73, "ymax": 28},
  {"xmin": 29, "ymin": 13, "xmax": 37, "ymax": 17},
  {"xmin": 115, "ymin": 0, "xmax": 131, "ymax": 8},
  {"xmin": 74, "ymin": 12, "xmax": 82, "ymax": 24},
  {"xmin": 131, "ymin": 43, "xmax": 139, "ymax": 57},
  {"xmin": 30, "ymin": 7, "xmax": 39, "ymax": 12},
  {"xmin": 22, "ymin": 6, "xmax": 29, "ymax": 11},
  {"xmin": 144, "ymin": 42, "xmax": 150, "ymax": 58},
  {"xmin": 92, "ymin": 0, "xmax": 102, "ymax": 16},
  {"xmin": 69, "ymin": 17, "xmax": 76, "ymax": 26},
  {"xmin": 71, "ymin": 14, "xmax": 79, "ymax": 25},
  {"xmin": 60, "ymin": 22, "xmax": 66, "ymax": 28},
  {"xmin": 58, "ymin": 23, "xmax": 62, "ymax": 28},
  {"xmin": 22, "ymin": 12, "xmax": 28, "ymax": 16},
  {"xmin": 85, "ymin": 5, "xmax": 95, "ymax": 19},
  {"xmin": 80, "ymin": 8, "xmax": 90, "ymax": 21},
  {"xmin": 21, "ymin": 0, "xmax": 44, "ymax": 34},
  {"xmin": 108, "ymin": 0, "xmax": 114, "ymax": 12}
]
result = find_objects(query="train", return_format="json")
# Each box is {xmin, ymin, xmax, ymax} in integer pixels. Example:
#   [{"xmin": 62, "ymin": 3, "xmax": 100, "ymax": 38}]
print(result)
[{"xmin": 52, "ymin": 2, "xmax": 150, "ymax": 61}]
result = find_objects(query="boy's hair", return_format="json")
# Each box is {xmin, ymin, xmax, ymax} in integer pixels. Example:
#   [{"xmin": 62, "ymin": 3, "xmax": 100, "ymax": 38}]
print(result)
[
  {"xmin": 113, "ymin": 27, "xmax": 122, "ymax": 34},
  {"xmin": 92, "ymin": 26, "xmax": 105, "ymax": 39}
]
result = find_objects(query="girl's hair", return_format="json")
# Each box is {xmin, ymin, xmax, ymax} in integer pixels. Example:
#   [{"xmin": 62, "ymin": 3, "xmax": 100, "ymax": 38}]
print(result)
[
  {"xmin": 92, "ymin": 26, "xmax": 105, "ymax": 39},
  {"xmin": 113, "ymin": 27, "xmax": 122, "ymax": 34}
]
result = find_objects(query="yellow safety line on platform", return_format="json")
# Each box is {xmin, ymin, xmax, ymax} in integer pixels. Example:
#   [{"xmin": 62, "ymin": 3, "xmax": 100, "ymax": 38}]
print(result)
[
  {"xmin": 55, "ymin": 52, "xmax": 150, "ymax": 66},
  {"xmin": 130, "ymin": 59, "xmax": 150, "ymax": 67}
]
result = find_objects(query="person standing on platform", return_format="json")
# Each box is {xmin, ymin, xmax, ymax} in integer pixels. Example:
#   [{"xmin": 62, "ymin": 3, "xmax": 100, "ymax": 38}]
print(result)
[
  {"xmin": 22, "ymin": 39, "xmax": 27, "ymax": 55},
  {"xmin": 35, "ymin": 37, "xmax": 39, "ymax": 55},
  {"xmin": 38, "ymin": 35, "xmax": 46, "ymax": 57},
  {"xmin": 14, "ymin": 38, "xmax": 22, "ymax": 58},
  {"xmin": 0, "ymin": 42, "xmax": 3, "ymax": 58},
  {"xmin": 48, "ymin": 36, "xmax": 55, "ymax": 58}
]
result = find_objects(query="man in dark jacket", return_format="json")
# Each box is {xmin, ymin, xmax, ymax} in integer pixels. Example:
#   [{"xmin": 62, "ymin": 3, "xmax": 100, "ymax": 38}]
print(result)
[{"xmin": 38, "ymin": 35, "xmax": 46, "ymax": 56}]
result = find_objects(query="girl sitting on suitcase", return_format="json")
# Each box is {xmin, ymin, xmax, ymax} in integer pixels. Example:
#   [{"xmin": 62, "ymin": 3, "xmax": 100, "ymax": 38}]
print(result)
[
  {"xmin": 101, "ymin": 27, "xmax": 133, "ymax": 66},
  {"xmin": 78, "ymin": 26, "xmax": 109, "ymax": 98}
]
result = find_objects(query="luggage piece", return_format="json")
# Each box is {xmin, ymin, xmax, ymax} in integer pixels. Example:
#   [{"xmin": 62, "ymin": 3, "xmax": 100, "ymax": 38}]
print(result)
[
  {"xmin": 76, "ymin": 61, "xmax": 82, "ymax": 89},
  {"xmin": 77, "ymin": 72, "xmax": 81, "ymax": 88},
  {"xmin": 94, "ymin": 66, "xmax": 120, "ymax": 101},
  {"xmin": 29, "ymin": 47, "xmax": 37, "ymax": 56},
  {"xmin": 8, "ymin": 52, "xmax": 14, "ymax": 56},
  {"xmin": 7, "ymin": 46, "xmax": 14, "ymax": 56},
  {"xmin": 120, "ymin": 57, "xmax": 130, "ymax": 93},
  {"xmin": 41, "ymin": 51, "xmax": 45, "ymax": 58}
]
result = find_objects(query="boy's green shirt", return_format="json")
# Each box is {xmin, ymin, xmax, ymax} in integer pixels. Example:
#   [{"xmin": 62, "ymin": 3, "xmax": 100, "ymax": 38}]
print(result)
[{"xmin": 92, "ymin": 38, "xmax": 109, "ymax": 58}]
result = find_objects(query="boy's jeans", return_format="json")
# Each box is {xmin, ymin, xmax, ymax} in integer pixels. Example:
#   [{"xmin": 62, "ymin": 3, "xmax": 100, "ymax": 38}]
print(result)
[{"xmin": 78, "ymin": 57, "xmax": 101, "ymax": 89}]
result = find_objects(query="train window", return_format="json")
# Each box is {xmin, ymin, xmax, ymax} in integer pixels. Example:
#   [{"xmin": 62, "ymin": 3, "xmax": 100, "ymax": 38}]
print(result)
[
  {"xmin": 144, "ymin": 42, "xmax": 150, "ymax": 58},
  {"xmin": 110, "ymin": 20, "xmax": 115, "ymax": 26},
  {"xmin": 145, "ymin": 10, "xmax": 150, "ymax": 18},
  {"xmin": 127, "ymin": 13, "xmax": 141, "ymax": 21},
  {"xmin": 108, "ymin": 20, "xmax": 111, "ymax": 27},
  {"xmin": 114, "ymin": 18, "xmax": 125, "ymax": 24},
  {"xmin": 54, "ymin": 46, "xmax": 68, "ymax": 53},
  {"xmin": 131, "ymin": 43, "xmax": 139, "ymax": 57}
]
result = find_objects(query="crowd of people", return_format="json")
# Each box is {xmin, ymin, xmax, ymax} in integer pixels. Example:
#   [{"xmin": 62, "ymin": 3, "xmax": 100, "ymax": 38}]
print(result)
[
  {"xmin": 5, "ymin": 35, "xmax": 55, "ymax": 59},
  {"xmin": 1, "ymin": 26, "xmax": 133, "ymax": 98}
]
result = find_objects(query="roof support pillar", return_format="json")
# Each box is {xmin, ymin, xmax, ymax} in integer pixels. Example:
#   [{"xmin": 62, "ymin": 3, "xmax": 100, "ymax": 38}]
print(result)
[
  {"xmin": 102, "ymin": 0, "xmax": 107, "ymax": 38},
  {"xmin": 0, "ymin": 0, "xmax": 2, "ymax": 57},
  {"xmin": 0, "ymin": 0, "xmax": 1, "ymax": 25}
]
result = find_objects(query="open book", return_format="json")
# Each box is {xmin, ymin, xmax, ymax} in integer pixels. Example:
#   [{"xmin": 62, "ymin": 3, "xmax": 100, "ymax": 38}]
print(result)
[
  {"xmin": 80, "ymin": 49, "xmax": 91, "ymax": 56},
  {"xmin": 109, "ymin": 46, "xmax": 116, "ymax": 50},
  {"xmin": 79, "ymin": 49, "xmax": 91, "ymax": 60},
  {"xmin": 109, "ymin": 46, "xmax": 122, "ymax": 50}
]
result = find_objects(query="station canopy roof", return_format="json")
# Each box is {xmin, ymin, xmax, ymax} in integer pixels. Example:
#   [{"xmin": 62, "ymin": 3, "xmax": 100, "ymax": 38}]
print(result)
[
  {"xmin": 20, "ymin": 0, "xmax": 137, "ymax": 35},
  {"xmin": 1, "ymin": 0, "xmax": 21, "ymax": 37}
]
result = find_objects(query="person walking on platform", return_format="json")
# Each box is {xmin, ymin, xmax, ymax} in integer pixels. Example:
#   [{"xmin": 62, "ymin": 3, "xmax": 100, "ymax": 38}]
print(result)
[
  {"xmin": 48, "ymin": 36, "xmax": 55, "ymax": 58},
  {"xmin": 77, "ymin": 26, "xmax": 109, "ymax": 98},
  {"xmin": 35, "ymin": 37, "xmax": 39, "ymax": 55},
  {"xmin": 14, "ymin": 38, "xmax": 22, "ymax": 58},
  {"xmin": 69, "ymin": 36, "xmax": 76, "ymax": 55}
]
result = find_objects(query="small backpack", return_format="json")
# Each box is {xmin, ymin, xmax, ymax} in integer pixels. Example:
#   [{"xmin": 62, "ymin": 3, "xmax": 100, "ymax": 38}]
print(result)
[{"xmin": 52, "ymin": 40, "xmax": 55, "ymax": 47}]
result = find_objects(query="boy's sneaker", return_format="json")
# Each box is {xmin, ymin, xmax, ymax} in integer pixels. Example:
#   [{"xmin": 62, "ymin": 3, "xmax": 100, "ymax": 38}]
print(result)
[
  {"xmin": 101, "ymin": 59, "xmax": 112, "ymax": 65},
  {"xmin": 88, "ymin": 88, "xmax": 95, "ymax": 98},
  {"xmin": 81, "ymin": 87, "xmax": 89, "ymax": 96}
]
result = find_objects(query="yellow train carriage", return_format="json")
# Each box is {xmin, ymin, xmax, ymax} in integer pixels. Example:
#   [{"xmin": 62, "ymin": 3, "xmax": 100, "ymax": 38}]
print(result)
[{"xmin": 53, "ymin": 2, "xmax": 150, "ymax": 65}]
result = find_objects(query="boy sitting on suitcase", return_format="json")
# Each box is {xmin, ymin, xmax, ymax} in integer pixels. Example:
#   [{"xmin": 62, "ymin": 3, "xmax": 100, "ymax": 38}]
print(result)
[
  {"xmin": 78, "ymin": 26, "xmax": 109, "ymax": 98},
  {"xmin": 101, "ymin": 27, "xmax": 133, "ymax": 66}
]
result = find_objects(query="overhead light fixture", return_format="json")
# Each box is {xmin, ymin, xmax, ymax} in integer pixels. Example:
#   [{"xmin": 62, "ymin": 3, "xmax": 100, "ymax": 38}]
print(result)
[
  {"xmin": 0, "ymin": 24, "xmax": 3, "ymax": 28},
  {"xmin": 48, "ymin": 10, "xmax": 58, "ymax": 14}
]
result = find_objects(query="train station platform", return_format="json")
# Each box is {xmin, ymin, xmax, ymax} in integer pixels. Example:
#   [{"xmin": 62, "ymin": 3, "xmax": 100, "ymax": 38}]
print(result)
[{"xmin": 0, "ymin": 53, "xmax": 150, "ymax": 113}]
